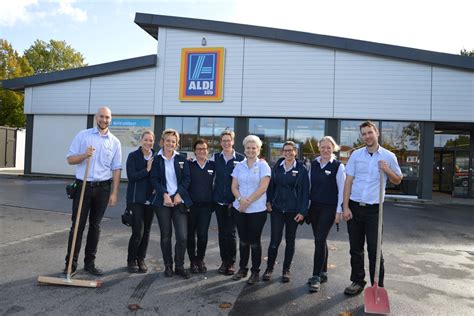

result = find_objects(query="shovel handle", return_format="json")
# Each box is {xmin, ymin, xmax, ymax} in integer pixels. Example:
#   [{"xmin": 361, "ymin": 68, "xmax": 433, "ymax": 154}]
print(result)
[
  {"xmin": 374, "ymin": 170, "xmax": 384, "ymax": 284},
  {"xmin": 66, "ymin": 157, "xmax": 91, "ymax": 277}
]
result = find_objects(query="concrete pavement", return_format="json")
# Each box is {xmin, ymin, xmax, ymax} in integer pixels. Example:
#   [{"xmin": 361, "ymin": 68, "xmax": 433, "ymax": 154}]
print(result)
[{"xmin": 0, "ymin": 175, "xmax": 473, "ymax": 315}]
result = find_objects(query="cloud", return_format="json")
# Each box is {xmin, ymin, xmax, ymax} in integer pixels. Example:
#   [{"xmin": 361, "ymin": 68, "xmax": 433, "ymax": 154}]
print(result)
[
  {"xmin": 0, "ymin": 0, "xmax": 38, "ymax": 26},
  {"xmin": 0, "ymin": 0, "xmax": 87, "ymax": 27},
  {"xmin": 56, "ymin": 0, "xmax": 87, "ymax": 22}
]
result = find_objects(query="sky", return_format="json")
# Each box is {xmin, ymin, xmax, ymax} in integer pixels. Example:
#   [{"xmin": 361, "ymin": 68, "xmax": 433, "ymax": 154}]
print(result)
[{"xmin": 1, "ymin": 0, "xmax": 473, "ymax": 66}]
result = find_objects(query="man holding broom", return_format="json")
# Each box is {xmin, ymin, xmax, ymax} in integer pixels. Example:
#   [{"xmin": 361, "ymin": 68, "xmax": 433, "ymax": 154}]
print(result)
[
  {"xmin": 342, "ymin": 121, "xmax": 402, "ymax": 296},
  {"xmin": 64, "ymin": 106, "xmax": 122, "ymax": 276}
]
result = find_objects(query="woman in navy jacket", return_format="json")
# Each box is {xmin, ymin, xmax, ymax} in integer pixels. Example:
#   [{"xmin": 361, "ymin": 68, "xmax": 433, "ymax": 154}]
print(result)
[
  {"xmin": 126, "ymin": 130, "xmax": 155, "ymax": 274},
  {"xmin": 150, "ymin": 128, "xmax": 192, "ymax": 279},
  {"xmin": 307, "ymin": 136, "xmax": 345, "ymax": 292},
  {"xmin": 263, "ymin": 141, "xmax": 309, "ymax": 282}
]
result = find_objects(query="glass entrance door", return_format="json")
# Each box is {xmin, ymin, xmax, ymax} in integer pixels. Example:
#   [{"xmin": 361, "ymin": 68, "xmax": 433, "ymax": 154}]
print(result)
[
  {"xmin": 453, "ymin": 151, "xmax": 470, "ymax": 197},
  {"xmin": 440, "ymin": 152, "xmax": 454, "ymax": 193}
]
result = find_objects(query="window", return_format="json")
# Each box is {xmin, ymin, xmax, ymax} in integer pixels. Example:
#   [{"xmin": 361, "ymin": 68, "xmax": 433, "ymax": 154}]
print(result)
[
  {"xmin": 287, "ymin": 119, "xmax": 325, "ymax": 162},
  {"xmin": 199, "ymin": 117, "xmax": 235, "ymax": 155},
  {"xmin": 339, "ymin": 120, "xmax": 379, "ymax": 164},
  {"xmin": 165, "ymin": 117, "xmax": 198, "ymax": 156},
  {"xmin": 249, "ymin": 118, "xmax": 285, "ymax": 165},
  {"xmin": 381, "ymin": 122, "xmax": 420, "ymax": 195},
  {"xmin": 165, "ymin": 116, "xmax": 234, "ymax": 158}
]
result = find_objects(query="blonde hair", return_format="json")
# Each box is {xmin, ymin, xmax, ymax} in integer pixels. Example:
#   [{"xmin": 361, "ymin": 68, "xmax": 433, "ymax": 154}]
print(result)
[
  {"xmin": 243, "ymin": 135, "xmax": 263, "ymax": 149},
  {"xmin": 318, "ymin": 136, "xmax": 340, "ymax": 152},
  {"xmin": 161, "ymin": 128, "xmax": 180, "ymax": 144}
]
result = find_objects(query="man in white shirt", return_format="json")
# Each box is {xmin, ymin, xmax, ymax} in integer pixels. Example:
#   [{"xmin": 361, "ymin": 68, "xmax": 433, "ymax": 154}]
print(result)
[{"xmin": 342, "ymin": 121, "xmax": 402, "ymax": 295}]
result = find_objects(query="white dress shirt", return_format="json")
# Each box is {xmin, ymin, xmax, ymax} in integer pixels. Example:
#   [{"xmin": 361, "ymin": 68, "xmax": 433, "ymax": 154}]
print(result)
[
  {"xmin": 345, "ymin": 146, "xmax": 402, "ymax": 204},
  {"xmin": 158, "ymin": 149, "xmax": 178, "ymax": 196}
]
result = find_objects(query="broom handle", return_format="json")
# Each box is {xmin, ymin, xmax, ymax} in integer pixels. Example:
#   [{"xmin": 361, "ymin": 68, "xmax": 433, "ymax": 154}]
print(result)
[
  {"xmin": 66, "ymin": 156, "xmax": 91, "ymax": 278},
  {"xmin": 374, "ymin": 170, "xmax": 384, "ymax": 286}
]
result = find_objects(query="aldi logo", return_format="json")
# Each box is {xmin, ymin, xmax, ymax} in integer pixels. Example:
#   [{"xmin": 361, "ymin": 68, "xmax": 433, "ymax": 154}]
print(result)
[{"xmin": 179, "ymin": 47, "xmax": 225, "ymax": 102}]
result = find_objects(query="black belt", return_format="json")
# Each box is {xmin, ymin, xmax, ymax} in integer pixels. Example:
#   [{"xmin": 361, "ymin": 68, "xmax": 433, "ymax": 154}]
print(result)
[
  {"xmin": 350, "ymin": 200, "xmax": 379, "ymax": 208},
  {"xmin": 76, "ymin": 179, "xmax": 112, "ymax": 187}
]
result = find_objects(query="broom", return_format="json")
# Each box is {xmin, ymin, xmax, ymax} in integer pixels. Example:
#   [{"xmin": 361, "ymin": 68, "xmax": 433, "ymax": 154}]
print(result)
[{"xmin": 38, "ymin": 156, "xmax": 102, "ymax": 287}]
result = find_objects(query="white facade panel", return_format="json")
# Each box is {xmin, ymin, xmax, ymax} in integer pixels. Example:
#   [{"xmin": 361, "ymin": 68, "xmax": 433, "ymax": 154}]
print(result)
[
  {"xmin": 159, "ymin": 28, "xmax": 243, "ymax": 116},
  {"xmin": 334, "ymin": 52, "xmax": 432, "ymax": 120},
  {"xmin": 432, "ymin": 67, "xmax": 474, "ymax": 122},
  {"xmin": 242, "ymin": 38, "xmax": 334, "ymax": 118},
  {"xmin": 24, "ymin": 87, "xmax": 32, "ymax": 114},
  {"xmin": 90, "ymin": 68, "xmax": 156, "ymax": 115},
  {"xmin": 31, "ymin": 79, "xmax": 90, "ymax": 114},
  {"xmin": 31, "ymin": 115, "xmax": 87, "ymax": 175}
]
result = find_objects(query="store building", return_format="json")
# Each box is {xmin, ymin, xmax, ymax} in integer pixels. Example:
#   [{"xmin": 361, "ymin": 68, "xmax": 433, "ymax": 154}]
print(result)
[{"xmin": 2, "ymin": 13, "xmax": 473, "ymax": 199}]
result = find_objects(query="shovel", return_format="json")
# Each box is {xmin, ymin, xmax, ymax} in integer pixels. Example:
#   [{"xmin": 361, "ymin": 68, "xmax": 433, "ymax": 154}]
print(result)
[
  {"xmin": 38, "ymin": 156, "xmax": 102, "ymax": 288},
  {"xmin": 364, "ymin": 171, "xmax": 390, "ymax": 314}
]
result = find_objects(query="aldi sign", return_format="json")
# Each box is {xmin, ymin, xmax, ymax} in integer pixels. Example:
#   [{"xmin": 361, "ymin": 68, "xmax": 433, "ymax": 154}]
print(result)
[{"xmin": 179, "ymin": 47, "xmax": 225, "ymax": 102}]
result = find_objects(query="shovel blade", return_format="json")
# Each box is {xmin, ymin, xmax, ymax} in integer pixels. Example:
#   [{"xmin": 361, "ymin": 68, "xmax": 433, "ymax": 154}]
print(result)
[{"xmin": 364, "ymin": 283, "xmax": 390, "ymax": 314}]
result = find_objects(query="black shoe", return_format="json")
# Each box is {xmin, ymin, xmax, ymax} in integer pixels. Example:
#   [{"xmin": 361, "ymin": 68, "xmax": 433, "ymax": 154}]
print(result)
[
  {"xmin": 247, "ymin": 272, "xmax": 259, "ymax": 285},
  {"xmin": 218, "ymin": 261, "xmax": 227, "ymax": 274},
  {"xmin": 225, "ymin": 262, "xmax": 236, "ymax": 276},
  {"xmin": 84, "ymin": 263, "xmax": 104, "ymax": 276},
  {"xmin": 282, "ymin": 269, "xmax": 290, "ymax": 283},
  {"xmin": 308, "ymin": 275, "xmax": 321, "ymax": 292},
  {"xmin": 175, "ymin": 267, "xmax": 191, "ymax": 279},
  {"xmin": 63, "ymin": 263, "xmax": 78, "ymax": 277},
  {"xmin": 262, "ymin": 268, "xmax": 273, "ymax": 281},
  {"xmin": 344, "ymin": 282, "xmax": 365, "ymax": 296},
  {"xmin": 232, "ymin": 268, "xmax": 248, "ymax": 281},
  {"xmin": 320, "ymin": 272, "xmax": 328, "ymax": 283},
  {"xmin": 164, "ymin": 265, "xmax": 174, "ymax": 277},
  {"xmin": 190, "ymin": 260, "xmax": 199, "ymax": 274},
  {"xmin": 137, "ymin": 259, "xmax": 148, "ymax": 273},
  {"xmin": 127, "ymin": 260, "xmax": 139, "ymax": 273},
  {"xmin": 197, "ymin": 259, "xmax": 207, "ymax": 273}
]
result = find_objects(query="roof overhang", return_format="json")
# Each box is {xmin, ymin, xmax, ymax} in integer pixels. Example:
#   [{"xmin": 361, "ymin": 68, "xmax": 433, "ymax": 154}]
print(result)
[
  {"xmin": 134, "ymin": 13, "xmax": 474, "ymax": 71},
  {"xmin": 1, "ymin": 55, "xmax": 157, "ymax": 91}
]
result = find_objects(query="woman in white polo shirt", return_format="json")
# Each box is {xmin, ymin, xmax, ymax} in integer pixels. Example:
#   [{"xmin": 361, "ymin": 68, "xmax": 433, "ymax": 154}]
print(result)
[{"xmin": 230, "ymin": 135, "xmax": 271, "ymax": 285}]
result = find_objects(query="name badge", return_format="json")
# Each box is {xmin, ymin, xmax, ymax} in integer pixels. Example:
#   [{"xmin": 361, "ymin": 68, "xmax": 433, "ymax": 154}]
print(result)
[
  {"xmin": 178, "ymin": 161, "xmax": 184, "ymax": 169},
  {"xmin": 233, "ymin": 160, "xmax": 238, "ymax": 166},
  {"xmin": 253, "ymin": 166, "xmax": 259, "ymax": 174},
  {"xmin": 207, "ymin": 169, "xmax": 214, "ymax": 175},
  {"xmin": 292, "ymin": 170, "xmax": 298, "ymax": 177},
  {"xmin": 325, "ymin": 170, "xmax": 331, "ymax": 175}
]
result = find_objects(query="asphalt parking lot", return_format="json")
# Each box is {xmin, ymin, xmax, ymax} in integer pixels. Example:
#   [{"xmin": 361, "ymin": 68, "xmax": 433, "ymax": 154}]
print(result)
[{"xmin": 0, "ymin": 174, "xmax": 473, "ymax": 315}]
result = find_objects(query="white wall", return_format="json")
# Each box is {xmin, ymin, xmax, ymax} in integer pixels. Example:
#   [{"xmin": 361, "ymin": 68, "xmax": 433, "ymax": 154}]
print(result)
[
  {"xmin": 334, "ymin": 52, "xmax": 432, "ymax": 120},
  {"xmin": 432, "ymin": 67, "xmax": 474, "ymax": 122},
  {"xmin": 15, "ymin": 129, "xmax": 25, "ymax": 169},
  {"xmin": 30, "ymin": 79, "xmax": 91, "ymax": 114},
  {"xmin": 156, "ymin": 27, "xmax": 244, "ymax": 116},
  {"xmin": 90, "ymin": 68, "xmax": 157, "ymax": 115},
  {"xmin": 31, "ymin": 115, "xmax": 87, "ymax": 175},
  {"xmin": 242, "ymin": 38, "xmax": 334, "ymax": 117}
]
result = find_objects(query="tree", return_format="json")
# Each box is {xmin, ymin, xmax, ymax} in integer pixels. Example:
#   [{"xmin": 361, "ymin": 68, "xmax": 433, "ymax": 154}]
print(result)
[
  {"xmin": 460, "ymin": 49, "xmax": 474, "ymax": 57},
  {"xmin": 24, "ymin": 39, "xmax": 86, "ymax": 74},
  {"xmin": 0, "ymin": 39, "xmax": 34, "ymax": 127}
]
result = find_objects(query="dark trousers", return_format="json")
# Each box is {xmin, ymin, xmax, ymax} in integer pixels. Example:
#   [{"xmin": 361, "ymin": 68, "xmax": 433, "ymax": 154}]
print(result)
[
  {"xmin": 309, "ymin": 203, "xmax": 336, "ymax": 276},
  {"xmin": 266, "ymin": 210, "xmax": 299, "ymax": 271},
  {"xmin": 233, "ymin": 209, "xmax": 267, "ymax": 273},
  {"xmin": 127, "ymin": 203, "xmax": 154, "ymax": 262},
  {"xmin": 347, "ymin": 200, "xmax": 384, "ymax": 287},
  {"xmin": 155, "ymin": 205, "xmax": 188, "ymax": 268},
  {"xmin": 187, "ymin": 203, "xmax": 213, "ymax": 262},
  {"xmin": 65, "ymin": 182, "xmax": 111, "ymax": 266},
  {"xmin": 215, "ymin": 203, "xmax": 237, "ymax": 264}
]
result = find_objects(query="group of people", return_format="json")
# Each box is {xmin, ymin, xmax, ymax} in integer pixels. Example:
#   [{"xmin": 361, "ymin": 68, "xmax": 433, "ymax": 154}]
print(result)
[{"xmin": 64, "ymin": 106, "xmax": 402, "ymax": 296}]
